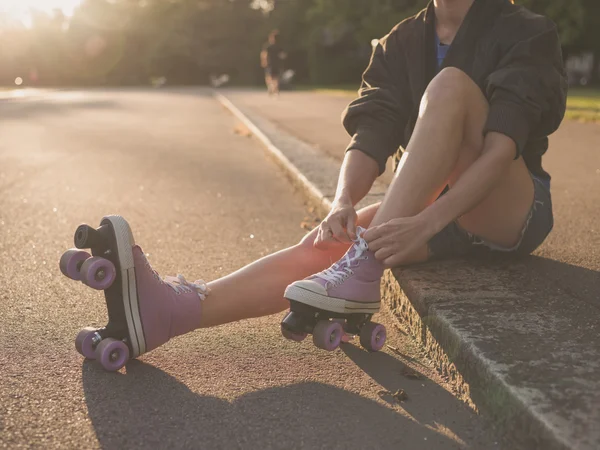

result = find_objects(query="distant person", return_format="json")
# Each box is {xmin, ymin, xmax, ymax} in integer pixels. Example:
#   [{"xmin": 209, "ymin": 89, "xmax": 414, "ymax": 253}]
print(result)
[
  {"xmin": 260, "ymin": 30, "xmax": 286, "ymax": 95},
  {"xmin": 68, "ymin": 0, "xmax": 567, "ymax": 367}
]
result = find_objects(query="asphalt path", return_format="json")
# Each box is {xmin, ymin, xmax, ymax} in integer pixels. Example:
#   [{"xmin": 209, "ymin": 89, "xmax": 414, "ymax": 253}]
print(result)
[{"xmin": 0, "ymin": 88, "xmax": 501, "ymax": 449}]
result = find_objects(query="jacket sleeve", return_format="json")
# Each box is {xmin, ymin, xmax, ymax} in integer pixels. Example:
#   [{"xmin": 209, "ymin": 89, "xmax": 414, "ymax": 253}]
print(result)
[
  {"xmin": 342, "ymin": 31, "xmax": 412, "ymax": 175},
  {"xmin": 484, "ymin": 18, "xmax": 567, "ymax": 158}
]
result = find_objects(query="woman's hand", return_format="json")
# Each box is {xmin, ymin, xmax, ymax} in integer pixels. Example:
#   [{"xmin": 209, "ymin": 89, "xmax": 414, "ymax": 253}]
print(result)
[
  {"xmin": 314, "ymin": 200, "xmax": 358, "ymax": 249},
  {"xmin": 363, "ymin": 215, "xmax": 436, "ymax": 267}
]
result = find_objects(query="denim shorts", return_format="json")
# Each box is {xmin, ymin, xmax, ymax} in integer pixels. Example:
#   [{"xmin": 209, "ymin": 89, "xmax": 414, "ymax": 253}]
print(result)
[{"xmin": 428, "ymin": 175, "xmax": 554, "ymax": 260}]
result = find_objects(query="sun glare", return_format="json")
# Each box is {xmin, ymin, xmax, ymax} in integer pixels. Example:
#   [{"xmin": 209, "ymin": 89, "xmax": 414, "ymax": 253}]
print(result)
[{"xmin": 0, "ymin": 0, "xmax": 83, "ymax": 27}]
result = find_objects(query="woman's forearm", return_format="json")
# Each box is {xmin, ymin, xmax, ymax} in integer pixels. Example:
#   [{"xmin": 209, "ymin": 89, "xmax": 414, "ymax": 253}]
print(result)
[
  {"xmin": 334, "ymin": 150, "xmax": 380, "ymax": 207},
  {"xmin": 420, "ymin": 132, "xmax": 516, "ymax": 233}
]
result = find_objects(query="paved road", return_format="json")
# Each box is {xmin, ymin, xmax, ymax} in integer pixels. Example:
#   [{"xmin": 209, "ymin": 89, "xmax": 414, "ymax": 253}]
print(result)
[
  {"xmin": 224, "ymin": 89, "xmax": 600, "ymax": 306},
  {"xmin": 0, "ymin": 89, "xmax": 501, "ymax": 449}
]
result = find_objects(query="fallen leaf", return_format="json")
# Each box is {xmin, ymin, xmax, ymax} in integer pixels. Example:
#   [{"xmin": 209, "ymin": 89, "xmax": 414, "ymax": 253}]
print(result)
[
  {"xmin": 392, "ymin": 389, "xmax": 408, "ymax": 402},
  {"xmin": 377, "ymin": 389, "xmax": 408, "ymax": 404},
  {"xmin": 233, "ymin": 124, "xmax": 252, "ymax": 137}
]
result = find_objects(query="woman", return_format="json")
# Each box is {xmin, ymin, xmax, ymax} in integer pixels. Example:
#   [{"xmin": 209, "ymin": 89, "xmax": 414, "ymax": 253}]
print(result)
[
  {"xmin": 67, "ymin": 0, "xmax": 566, "ymax": 368},
  {"xmin": 261, "ymin": 30, "xmax": 286, "ymax": 95}
]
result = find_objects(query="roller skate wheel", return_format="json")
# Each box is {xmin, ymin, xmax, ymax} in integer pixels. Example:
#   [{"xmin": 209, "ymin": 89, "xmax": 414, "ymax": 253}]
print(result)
[
  {"xmin": 59, "ymin": 249, "xmax": 91, "ymax": 281},
  {"xmin": 75, "ymin": 327, "xmax": 100, "ymax": 359},
  {"xmin": 281, "ymin": 325, "xmax": 307, "ymax": 342},
  {"xmin": 312, "ymin": 320, "xmax": 343, "ymax": 351},
  {"xmin": 80, "ymin": 257, "xmax": 116, "ymax": 290},
  {"xmin": 359, "ymin": 322, "xmax": 387, "ymax": 352},
  {"xmin": 95, "ymin": 338, "xmax": 129, "ymax": 372}
]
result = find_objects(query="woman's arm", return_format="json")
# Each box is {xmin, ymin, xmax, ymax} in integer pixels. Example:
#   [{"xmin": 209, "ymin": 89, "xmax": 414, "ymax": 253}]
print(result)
[
  {"xmin": 260, "ymin": 50, "xmax": 268, "ymax": 68},
  {"xmin": 334, "ymin": 150, "xmax": 379, "ymax": 207},
  {"xmin": 313, "ymin": 150, "xmax": 378, "ymax": 246},
  {"xmin": 317, "ymin": 28, "xmax": 410, "ymax": 246}
]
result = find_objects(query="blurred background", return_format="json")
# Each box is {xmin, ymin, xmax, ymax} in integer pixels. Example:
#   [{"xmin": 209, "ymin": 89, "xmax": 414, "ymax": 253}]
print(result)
[{"xmin": 0, "ymin": 0, "xmax": 598, "ymax": 89}]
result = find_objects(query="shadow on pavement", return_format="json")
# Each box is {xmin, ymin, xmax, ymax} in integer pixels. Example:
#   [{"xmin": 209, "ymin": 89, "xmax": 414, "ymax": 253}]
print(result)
[
  {"xmin": 82, "ymin": 360, "xmax": 460, "ymax": 449},
  {"xmin": 342, "ymin": 344, "xmax": 481, "ymax": 443}
]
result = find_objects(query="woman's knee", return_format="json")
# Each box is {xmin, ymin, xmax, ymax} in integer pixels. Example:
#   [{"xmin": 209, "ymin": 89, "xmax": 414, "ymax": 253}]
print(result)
[
  {"xmin": 421, "ymin": 67, "xmax": 485, "ymax": 113},
  {"xmin": 430, "ymin": 67, "xmax": 478, "ymax": 95}
]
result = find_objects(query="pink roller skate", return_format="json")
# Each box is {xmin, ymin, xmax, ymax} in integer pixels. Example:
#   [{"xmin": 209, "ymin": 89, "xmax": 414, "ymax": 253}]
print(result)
[
  {"xmin": 60, "ymin": 215, "xmax": 208, "ymax": 371},
  {"xmin": 281, "ymin": 227, "xmax": 387, "ymax": 352}
]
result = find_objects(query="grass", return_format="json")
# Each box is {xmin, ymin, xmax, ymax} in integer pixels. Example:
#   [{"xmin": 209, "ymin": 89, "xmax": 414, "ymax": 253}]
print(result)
[
  {"xmin": 565, "ymin": 87, "xmax": 600, "ymax": 123},
  {"xmin": 304, "ymin": 84, "xmax": 600, "ymax": 124}
]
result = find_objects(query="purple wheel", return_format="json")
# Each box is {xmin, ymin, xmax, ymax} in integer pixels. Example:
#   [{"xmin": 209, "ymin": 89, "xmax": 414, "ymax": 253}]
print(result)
[
  {"xmin": 312, "ymin": 320, "xmax": 343, "ymax": 351},
  {"xmin": 95, "ymin": 338, "xmax": 129, "ymax": 372},
  {"xmin": 59, "ymin": 249, "xmax": 91, "ymax": 281},
  {"xmin": 359, "ymin": 322, "xmax": 387, "ymax": 352},
  {"xmin": 80, "ymin": 257, "xmax": 116, "ymax": 290},
  {"xmin": 281, "ymin": 325, "xmax": 307, "ymax": 342},
  {"xmin": 75, "ymin": 327, "xmax": 99, "ymax": 359}
]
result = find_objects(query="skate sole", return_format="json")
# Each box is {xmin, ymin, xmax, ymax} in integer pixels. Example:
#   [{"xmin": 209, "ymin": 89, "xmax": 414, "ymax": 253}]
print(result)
[
  {"xmin": 284, "ymin": 285, "xmax": 380, "ymax": 315},
  {"xmin": 101, "ymin": 215, "xmax": 146, "ymax": 357}
]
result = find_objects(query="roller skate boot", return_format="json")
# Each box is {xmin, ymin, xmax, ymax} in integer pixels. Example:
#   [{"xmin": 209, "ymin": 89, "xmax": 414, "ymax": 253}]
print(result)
[
  {"xmin": 60, "ymin": 215, "xmax": 208, "ymax": 371},
  {"xmin": 281, "ymin": 227, "xmax": 387, "ymax": 352}
]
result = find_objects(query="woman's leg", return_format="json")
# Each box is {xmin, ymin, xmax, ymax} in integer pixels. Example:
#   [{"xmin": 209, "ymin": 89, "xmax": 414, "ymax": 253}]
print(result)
[
  {"xmin": 271, "ymin": 74, "xmax": 280, "ymax": 94},
  {"xmin": 199, "ymin": 204, "xmax": 380, "ymax": 327},
  {"xmin": 368, "ymin": 67, "xmax": 534, "ymax": 264},
  {"xmin": 265, "ymin": 74, "xmax": 272, "ymax": 93}
]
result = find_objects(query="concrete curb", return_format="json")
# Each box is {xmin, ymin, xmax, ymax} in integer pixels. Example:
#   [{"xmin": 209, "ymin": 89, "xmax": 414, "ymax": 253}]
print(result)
[
  {"xmin": 214, "ymin": 90, "xmax": 596, "ymax": 450},
  {"xmin": 382, "ymin": 266, "xmax": 572, "ymax": 450},
  {"xmin": 215, "ymin": 92, "xmax": 333, "ymax": 216}
]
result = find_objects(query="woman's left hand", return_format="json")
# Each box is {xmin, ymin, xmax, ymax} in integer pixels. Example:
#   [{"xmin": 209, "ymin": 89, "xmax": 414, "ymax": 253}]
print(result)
[{"xmin": 363, "ymin": 215, "xmax": 436, "ymax": 267}]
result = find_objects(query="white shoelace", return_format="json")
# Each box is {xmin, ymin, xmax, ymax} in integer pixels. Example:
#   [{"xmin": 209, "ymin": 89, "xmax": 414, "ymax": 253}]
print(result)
[
  {"xmin": 144, "ymin": 256, "xmax": 209, "ymax": 300},
  {"xmin": 316, "ymin": 226, "xmax": 369, "ymax": 287},
  {"xmin": 164, "ymin": 274, "xmax": 210, "ymax": 300}
]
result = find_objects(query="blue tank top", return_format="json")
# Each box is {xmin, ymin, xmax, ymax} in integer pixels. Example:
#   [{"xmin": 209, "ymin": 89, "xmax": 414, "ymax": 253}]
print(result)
[{"xmin": 435, "ymin": 34, "xmax": 450, "ymax": 70}]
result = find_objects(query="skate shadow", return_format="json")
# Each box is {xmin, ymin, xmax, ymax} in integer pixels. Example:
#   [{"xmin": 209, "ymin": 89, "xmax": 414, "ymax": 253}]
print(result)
[
  {"xmin": 341, "ymin": 343, "xmax": 479, "ymax": 441},
  {"xmin": 82, "ymin": 360, "xmax": 458, "ymax": 449}
]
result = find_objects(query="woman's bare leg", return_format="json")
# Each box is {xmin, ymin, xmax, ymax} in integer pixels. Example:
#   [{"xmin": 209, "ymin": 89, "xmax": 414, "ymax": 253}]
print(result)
[
  {"xmin": 368, "ymin": 67, "xmax": 534, "ymax": 263},
  {"xmin": 271, "ymin": 75, "xmax": 280, "ymax": 95},
  {"xmin": 199, "ymin": 204, "xmax": 379, "ymax": 327}
]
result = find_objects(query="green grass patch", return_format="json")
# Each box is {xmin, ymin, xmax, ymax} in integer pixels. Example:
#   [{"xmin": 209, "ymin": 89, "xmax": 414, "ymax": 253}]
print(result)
[{"xmin": 566, "ymin": 87, "xmax": 600, "ymax": 123}]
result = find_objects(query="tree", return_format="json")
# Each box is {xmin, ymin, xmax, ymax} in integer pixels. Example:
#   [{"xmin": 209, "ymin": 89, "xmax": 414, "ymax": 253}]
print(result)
[
  {"xmin": 0, "ymin": 0, "xmax": 598, "ymax": 87},
  {"xmin": 519, "ymin": 0, "xmax": 585, "ymax": 47}
]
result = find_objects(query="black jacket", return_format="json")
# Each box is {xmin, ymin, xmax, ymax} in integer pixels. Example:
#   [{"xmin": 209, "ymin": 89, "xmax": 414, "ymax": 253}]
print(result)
[{"xmin": 343, "ymin": 0, "xmax": 567, "ymax": 181}]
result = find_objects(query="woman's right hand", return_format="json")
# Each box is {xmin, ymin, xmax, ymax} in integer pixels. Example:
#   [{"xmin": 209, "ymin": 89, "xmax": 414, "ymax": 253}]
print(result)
[{"xmin": 313, "ymin": 200, "xmax": 358, "ymax": 249}]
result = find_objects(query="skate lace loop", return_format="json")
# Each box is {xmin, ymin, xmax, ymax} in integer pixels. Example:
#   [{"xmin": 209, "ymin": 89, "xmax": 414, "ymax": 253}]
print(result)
[
  {"xmin": 316, "ymin": 227, "xmax": 369, "ymax": 286},
  {"xmin": 164, "ymin": 275, "xmax": 209, "ymax": 300}
]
